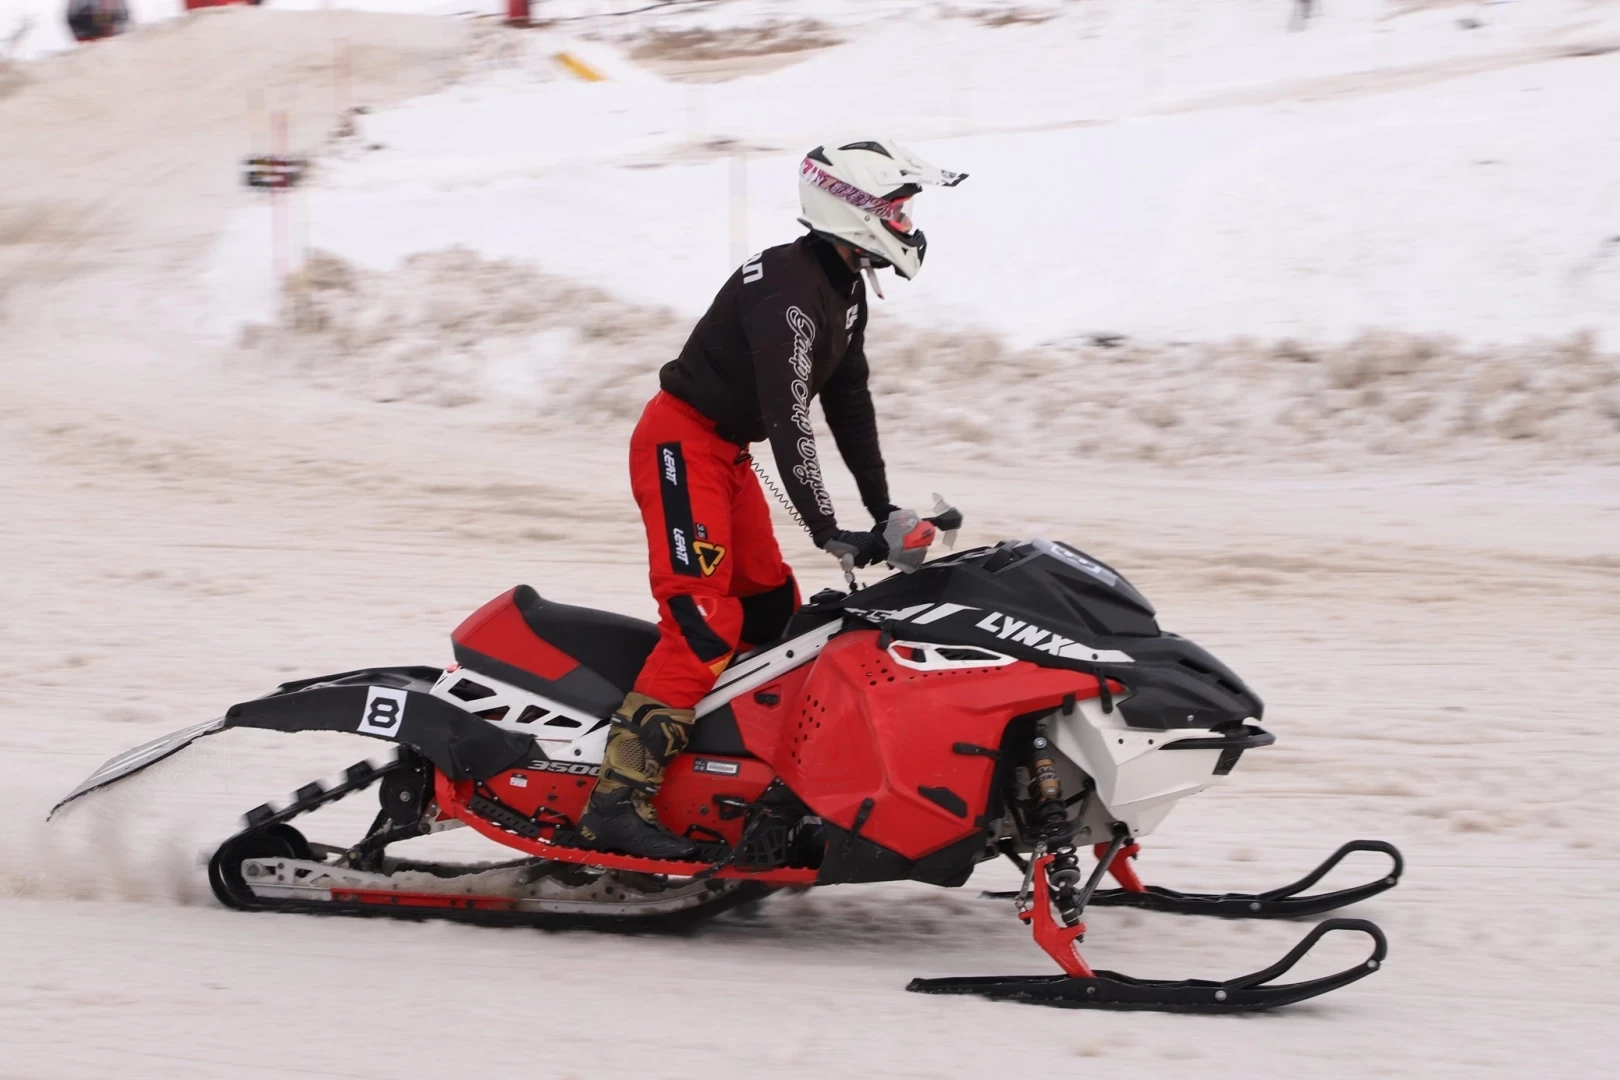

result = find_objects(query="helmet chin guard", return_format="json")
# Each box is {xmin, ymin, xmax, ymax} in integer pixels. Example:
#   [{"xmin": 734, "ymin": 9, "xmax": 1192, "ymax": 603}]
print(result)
[{"xmin": 797, "ymin": 138, "xmax": 966, "ymax": 284}]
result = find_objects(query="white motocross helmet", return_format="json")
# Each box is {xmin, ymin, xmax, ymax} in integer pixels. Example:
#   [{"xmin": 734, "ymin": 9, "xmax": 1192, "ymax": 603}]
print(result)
[{"xmin": 797, "ymin": 139, "xmax": 966, "ymax": 282}]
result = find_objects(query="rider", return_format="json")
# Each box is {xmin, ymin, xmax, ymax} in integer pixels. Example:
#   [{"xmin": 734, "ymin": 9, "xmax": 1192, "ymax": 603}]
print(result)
[{"xmin": 577, "ymin": 139, "xmax": 967, "ymax": 859}]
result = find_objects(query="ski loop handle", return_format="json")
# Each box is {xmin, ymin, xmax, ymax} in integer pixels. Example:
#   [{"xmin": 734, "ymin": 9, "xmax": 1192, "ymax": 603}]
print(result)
[
  {"xmin": 1224, "ymin": 917, "xmax": 1386, "ymax": 990},
  {"xmin": 1083, "ymin": 839, "xmax": 1405, "ymax": 919},
  {"xmin": 1258, "ymin": 839, "xmax": 1404, "ymax": 901}
]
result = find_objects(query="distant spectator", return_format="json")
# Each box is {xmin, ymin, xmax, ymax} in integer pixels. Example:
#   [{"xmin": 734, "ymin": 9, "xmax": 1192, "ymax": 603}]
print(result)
[
  {"xmin": 1291, "ymin": 0, "xmax": 1317, "ymax": 31},
  {"xmin": 66, "ymin": 0, "xmax": 129, "ymax": 42}
]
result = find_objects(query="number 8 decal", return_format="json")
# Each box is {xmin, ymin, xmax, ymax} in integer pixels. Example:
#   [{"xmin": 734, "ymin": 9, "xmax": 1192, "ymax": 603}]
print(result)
[{"xmin": 359, "ymin": 687, "xmax": 408, "ymax": 736}]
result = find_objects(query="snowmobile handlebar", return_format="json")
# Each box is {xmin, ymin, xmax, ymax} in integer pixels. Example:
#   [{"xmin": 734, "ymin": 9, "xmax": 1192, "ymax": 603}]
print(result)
[
  {"xmin": 835, "ymin": 495, "xmax": 963, "ymax": 591},
  {"xmin": 925, "ymin": 504, "xmax": 964, "ymax": 534},
  {"xmin": 881, "ymin": 494, "xmax": 963, "ymax": 574}
]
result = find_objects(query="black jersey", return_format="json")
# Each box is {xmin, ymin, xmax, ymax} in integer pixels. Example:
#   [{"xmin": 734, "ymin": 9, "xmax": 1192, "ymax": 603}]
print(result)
[{"xmin": 659, "ymin": 234, "xmax": 889, "ymax": 544}]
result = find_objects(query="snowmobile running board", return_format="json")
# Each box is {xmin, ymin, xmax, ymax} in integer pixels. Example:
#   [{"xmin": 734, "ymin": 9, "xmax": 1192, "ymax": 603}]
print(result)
[
  {"xmin": 982, "ymin": 840, "xmax": 1404, "ymax": 919},
  {"xmin": 907, "ymin": 917, "xmax": 1387, "ymax": 1013}
]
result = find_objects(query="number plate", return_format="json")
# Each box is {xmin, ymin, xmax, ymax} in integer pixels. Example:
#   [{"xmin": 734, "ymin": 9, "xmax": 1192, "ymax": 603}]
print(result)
[{"xmin": 359, "ymin": 687, "xmax": 408, "ymax": 736}]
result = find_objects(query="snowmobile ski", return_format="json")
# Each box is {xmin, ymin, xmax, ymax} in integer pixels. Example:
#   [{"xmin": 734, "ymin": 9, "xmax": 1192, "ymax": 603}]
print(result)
[
  {"xmin": 984, "ymin": 839, "xmax": 1404, "ymax": 919},
  {"xmin": 1086, "ymin": 839, "xmax": 1403, "ymax": 919},
  {"xmin": 920, "ymin": 853, "xmax": 1386, "ymax": 1012},
  {"xmin": 907, "ymin": 917, "xmax": 1387, "ymax": 1013}
]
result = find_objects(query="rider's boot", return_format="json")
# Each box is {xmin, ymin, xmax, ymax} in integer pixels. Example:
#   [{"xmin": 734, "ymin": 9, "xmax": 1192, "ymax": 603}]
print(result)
[{"xmin": 576, "ymin": 692, "xmax": 700, "ymax": 860}]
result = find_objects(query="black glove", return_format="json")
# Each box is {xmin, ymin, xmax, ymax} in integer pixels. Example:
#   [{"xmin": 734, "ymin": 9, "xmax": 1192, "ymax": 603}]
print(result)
[
  {"xmin": 869, "ymin": 504, "xmax": 901, "ymax": 529},
  {"xmin": 820, "ymin": 528, "xmax": 889, "ymax": 569}
]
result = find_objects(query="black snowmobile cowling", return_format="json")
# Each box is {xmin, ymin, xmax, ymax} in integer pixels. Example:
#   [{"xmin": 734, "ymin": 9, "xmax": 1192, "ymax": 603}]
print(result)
[{"xmin": 839, "ymin": 539, "xmax": 1264, "ymax": 731}]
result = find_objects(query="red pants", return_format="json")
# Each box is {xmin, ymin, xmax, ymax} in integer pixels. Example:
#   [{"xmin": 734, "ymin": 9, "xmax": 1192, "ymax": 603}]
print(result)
[{"xmin": 629, "ymin": 392, "xmax": 800, "ymax": 708}]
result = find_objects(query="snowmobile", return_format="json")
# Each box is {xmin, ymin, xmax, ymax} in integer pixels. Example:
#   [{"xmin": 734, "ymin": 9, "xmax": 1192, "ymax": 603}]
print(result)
[{"xmin": 52, "ymin": 521, "xmax": 1399, "ymax": 1014}]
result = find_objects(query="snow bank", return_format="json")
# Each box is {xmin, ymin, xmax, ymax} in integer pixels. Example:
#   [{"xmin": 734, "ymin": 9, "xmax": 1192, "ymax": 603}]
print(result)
[
  {"xmin": 245, "ymin": 247, "xmax": 1620, "ymax": 465},
  {"xmin": 241, "ymin": 246, "xmax": 686, "ymax": 413},
  {"xmin": 204, "ymin": 0, "xmax": 1620, "ymax": 355}
]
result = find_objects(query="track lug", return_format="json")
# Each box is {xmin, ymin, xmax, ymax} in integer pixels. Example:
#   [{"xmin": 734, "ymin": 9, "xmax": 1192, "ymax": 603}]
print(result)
[{"xmin": 243, "ymin": 803, "xmax": 277, "ymax": 828}]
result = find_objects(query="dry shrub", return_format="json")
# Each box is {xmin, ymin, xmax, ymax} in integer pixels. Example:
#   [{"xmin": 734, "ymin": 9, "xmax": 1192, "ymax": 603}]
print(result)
[
  {"xmin": 628, "ymin": 21, "xmax": 841, "ymax": 63},
  {"xmin": 246, "ymin": 247, "xmax": 1620, "ymax": 468}
]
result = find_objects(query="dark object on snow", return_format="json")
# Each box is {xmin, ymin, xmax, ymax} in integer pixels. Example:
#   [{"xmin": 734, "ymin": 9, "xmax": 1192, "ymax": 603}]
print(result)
[
  {"xmin": 66, "ymin": 0, "xmax": 128, "ymax": 42},
  {"xmin": 243, "ymin": 155, "xmax": 308, "ymax": 189}
]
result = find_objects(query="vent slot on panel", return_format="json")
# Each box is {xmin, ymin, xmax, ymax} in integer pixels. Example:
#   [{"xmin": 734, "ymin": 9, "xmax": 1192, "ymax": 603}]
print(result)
[{"xmin": 449, "ymin": 679, "xmax": 497, "ymax": 702}]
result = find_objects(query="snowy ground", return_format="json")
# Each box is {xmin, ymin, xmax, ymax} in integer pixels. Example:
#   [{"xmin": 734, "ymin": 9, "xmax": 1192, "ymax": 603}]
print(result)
[{"xmin": 3, "ymin": 4, "xmax": 1618, "ymax": 1078}]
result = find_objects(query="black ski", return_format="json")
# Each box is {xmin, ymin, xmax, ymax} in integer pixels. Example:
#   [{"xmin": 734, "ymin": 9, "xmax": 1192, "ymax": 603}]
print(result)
[
  {"xmin": 908, "ymin": 918, "xmax": 1386, "ymax": 1013},
  {"xmin": 983, "ymin": 840, "xmax": 1403, "ymax": 919}
]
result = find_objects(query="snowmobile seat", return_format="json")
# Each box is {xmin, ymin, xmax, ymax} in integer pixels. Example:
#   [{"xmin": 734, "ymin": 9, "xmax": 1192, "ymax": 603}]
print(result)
[
  {"xmin": 507, "ymin": 588, "xmax": 748, "ymax": 754},
  {"xmin": 512, "ymin": 586, "xmax": 658, "ymax": 698},
  {"xmin": 467, "ymin": 587, "xmax": 753, "ymax": 756}
]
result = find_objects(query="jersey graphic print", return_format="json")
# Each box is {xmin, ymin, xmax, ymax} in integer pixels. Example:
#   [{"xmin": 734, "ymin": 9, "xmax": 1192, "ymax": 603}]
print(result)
[
  {"xmin": 742, "ymin": 252, "xmax": 764, "ymax": 284},
  {"xmin": 784, "ymin": 305, "xmax": 835, "ymax": 520}
]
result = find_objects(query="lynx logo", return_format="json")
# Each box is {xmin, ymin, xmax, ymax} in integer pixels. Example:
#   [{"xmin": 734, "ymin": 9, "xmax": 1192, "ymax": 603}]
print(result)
[
  {"xmin": 359, "ymin": 687, "xmax": 407, "ymax": 737},
  {"xmin": 846, "ymin": 304, "xmax": 859, "ymax": 330},
  {"xmin": 671, "ymin": 526, "xmax": 690, "ymax": 567},
  {"xmin": 976, "ymin": 612, "xmax": 1083, "ymax": 658},
  {"xmin": 742, "ymin": 252, "xmax": 764, "ymax": 284},
  {"xmin": 662, "ymin": 447, "xmax": 679, "ymax": 486},
  {"xmin": 529, "ymin": 760, "xmax": 601, "ymax": 776}
]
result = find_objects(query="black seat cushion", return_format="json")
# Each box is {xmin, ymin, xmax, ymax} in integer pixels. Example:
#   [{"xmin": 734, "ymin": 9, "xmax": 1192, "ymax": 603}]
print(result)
[
  {"xmin": 507, "ymin": 586, "xmax": 755, "ymax": 756},
  {"xmin": 512, "ymin": 585, "xmax": 658, "ymax": 695}
]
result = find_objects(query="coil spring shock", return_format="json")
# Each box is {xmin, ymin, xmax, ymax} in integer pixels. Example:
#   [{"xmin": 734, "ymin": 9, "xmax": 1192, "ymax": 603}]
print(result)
[{"xmin": 1030, "ymin": 724, "xmax": 1084, "ymax": 926}]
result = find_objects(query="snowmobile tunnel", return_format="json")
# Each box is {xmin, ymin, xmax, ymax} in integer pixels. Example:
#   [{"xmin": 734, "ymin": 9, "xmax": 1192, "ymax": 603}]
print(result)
[{"xmin": 48, "ymin": 666, "xmax": 534, "ymax": 820}]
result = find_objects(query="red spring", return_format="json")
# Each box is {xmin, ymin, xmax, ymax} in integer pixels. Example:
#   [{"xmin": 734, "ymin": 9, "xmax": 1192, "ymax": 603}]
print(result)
[
  {"xmin": 1018, "ymin": 854, "xmax": 1095, "ymax": 978},
  {"xmin": 1095, "ymin": 840, "xmax": 1145, "ymax": 893}
]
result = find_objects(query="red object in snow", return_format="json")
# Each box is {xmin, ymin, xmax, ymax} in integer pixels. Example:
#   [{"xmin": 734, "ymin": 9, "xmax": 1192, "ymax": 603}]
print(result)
[
  {"xmin": 506, "ymin": 0, "xmax": 530, "ymax": 27},
  {"xmin": 184, "ymin": 0, "xmax": 260, "ymax": 10}
]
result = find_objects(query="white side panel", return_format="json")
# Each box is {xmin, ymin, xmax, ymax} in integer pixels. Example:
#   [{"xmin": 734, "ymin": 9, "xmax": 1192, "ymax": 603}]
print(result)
[
  {"xmin": 1048, "ymin": 698, "xmax": 1227, "ymax": 838},
  {"xmin": 429, "ymin": 668, "xmax": 610, "ymax": 764},
  {"xmin": 432, "ymin": 619, "xmax": 838, "ymax": 764},
  {"xmin": 693, "ymin": 620, "xmax": 841, "ymax": 717}
]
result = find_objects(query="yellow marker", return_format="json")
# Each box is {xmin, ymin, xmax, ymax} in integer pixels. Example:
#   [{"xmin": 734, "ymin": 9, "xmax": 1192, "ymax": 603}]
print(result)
[{"xmin": 556, "ymin": 52, "xmax": 607, "ymax": 82}]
